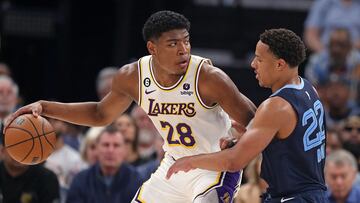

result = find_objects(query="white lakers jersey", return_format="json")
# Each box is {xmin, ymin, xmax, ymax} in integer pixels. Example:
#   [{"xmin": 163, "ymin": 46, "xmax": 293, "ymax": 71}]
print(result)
[{"xmin": 138, "ymin": 55, "xmax": 231, "ymax": 159}]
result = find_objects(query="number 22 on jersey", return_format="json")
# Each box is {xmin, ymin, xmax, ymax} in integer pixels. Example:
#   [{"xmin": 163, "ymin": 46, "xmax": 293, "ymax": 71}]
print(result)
[{"xmin": 302, "ymin": 100, "xmax": 325, "ymax": 163}]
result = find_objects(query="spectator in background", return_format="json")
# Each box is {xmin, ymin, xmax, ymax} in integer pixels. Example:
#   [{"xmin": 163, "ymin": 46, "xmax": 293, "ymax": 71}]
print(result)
[
  {"xmin": 114, "ymin": 114, "xmax": 148, "ymax": 167},
  {"xmin": 304, "ymin": 0, "xmax": 360, "ymax": 52},
  {"xmin": 80, "ymin": 127, "xmax": 104, "ymax": 166},
  {"xmin": 136, "ymin": 134, "xmax": 165, "ymax": 181},
  {"xmin": 66, "ymin": 125, "xmax": 142, "ymax": 203},
  {"xmin": 325, "ymin": 149, "xmax": 360, "ymax": 203},
  {"xmin": 96, "ymin": 67, "xmax": 118, "ymax": 100},
  {"xmin": 305, "ymin": 28, "xmax": 360, "ymax": 104},
  {"xmin": 339, "ymin": 116, "xmax": 360, "ymax": 169},
  {"xmin": 0, "ymin": 63, "xmax": 11, "ymax": 76},
  {"xmin": 235, "ymin": 155, "xmax": 267, "ymax": 203},
  {"xmin": 130, "ymin": 106, "xmax": 158, "ymax": 161},
  {"xmin": 0, "ymin": 76, "xmax": 18, "ymax": 160},
  {"xmin": 45, "ymin": 118, "xmax": 87, "ymax": 202},
  {"xmin": 0, "ymin": 144, "xmax": 60, "ymax": 203},
  {"xmin": 323, "ymin": 79, "xmax": 359, "ymax": 130},
  {"xmin": 326, "ymin": 130, "xmax": 343, "ymax": 155}
]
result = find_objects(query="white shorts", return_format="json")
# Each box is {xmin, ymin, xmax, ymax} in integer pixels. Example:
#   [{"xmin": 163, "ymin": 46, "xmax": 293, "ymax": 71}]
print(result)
[{"xmin": 132, "ymin": 153, "xmax": 242, "ymax": 203}]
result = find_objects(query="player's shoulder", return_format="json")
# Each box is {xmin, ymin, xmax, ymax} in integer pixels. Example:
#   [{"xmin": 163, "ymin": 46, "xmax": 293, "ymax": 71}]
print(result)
[
  {"xmin": 259, "ymin": 97, "xmax": 294, "ymax": 117},
  {"xmin": 199, "ymin": 61, "xmax": 229, "ymax": 84},
  {"xmin": 113, "ymin": 62, "xmax": 138, "ymax": 83},
  {"xmin": 117, "ymin": 62, "xmax": 138, "ymax": 77}
]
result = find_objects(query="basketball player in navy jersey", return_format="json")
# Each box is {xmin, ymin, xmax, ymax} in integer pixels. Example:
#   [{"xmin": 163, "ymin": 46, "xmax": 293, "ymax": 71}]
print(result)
[
  {"xmin": 5, "ymin": 11, "xmax": 256, "ymax": 202},
  {"xmin": 167, "ymin": 28, "xmax": 329, "ymax": 203}
]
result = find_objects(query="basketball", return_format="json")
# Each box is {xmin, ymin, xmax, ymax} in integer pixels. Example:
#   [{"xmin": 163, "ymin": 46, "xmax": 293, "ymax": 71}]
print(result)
[{"xmin": 4, "ymin": 114, "xmax": 56, "ymax": 165}]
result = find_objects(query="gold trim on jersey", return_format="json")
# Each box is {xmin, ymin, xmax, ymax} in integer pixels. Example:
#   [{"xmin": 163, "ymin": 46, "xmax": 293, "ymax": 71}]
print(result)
[
  {"xmin": 149, "ymin": 56, "xmax": 192, "ymax": 91},
  {"xmin": 194, "ymin": 59, "xmax": 219, "ymax": 109},
  {"xmin": 134, "ymin": 186, "xmax": 146, "ymax": 203},
  {"xmin": 194, "ymin": 172, "xmax": 224, "ymax": 200},
  {"xmin": 138, "ymin": 57, "xmax": 143, "ymax": 106}
]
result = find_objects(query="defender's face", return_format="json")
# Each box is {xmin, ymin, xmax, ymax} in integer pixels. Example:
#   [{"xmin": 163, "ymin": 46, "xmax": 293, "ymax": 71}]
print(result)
[
  {"xmin": 148, "ymin": 29, "xmax": 191, "ymax": 75},
  {"xmin": 251, "ymin": 41, "xmax": 278, "ymax": 88}
]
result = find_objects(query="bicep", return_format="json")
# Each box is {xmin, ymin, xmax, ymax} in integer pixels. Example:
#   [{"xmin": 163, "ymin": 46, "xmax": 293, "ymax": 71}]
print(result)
[
  {"xmin": 211, "ymin": 72, "xmax": 256, "ymax": 127},
  {"xmin": 229, "ymin": 100, "xmax": 285, "ymax": 169},
  {"xmin": 96, "ymin": 65, "xmax": 136, "ymax": 124}
]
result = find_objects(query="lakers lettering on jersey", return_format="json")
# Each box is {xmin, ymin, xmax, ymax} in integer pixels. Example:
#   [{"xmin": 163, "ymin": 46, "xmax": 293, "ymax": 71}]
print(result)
[{"xmin": 137, "ymin": 55, "xmax": 231, "ymax": 159}]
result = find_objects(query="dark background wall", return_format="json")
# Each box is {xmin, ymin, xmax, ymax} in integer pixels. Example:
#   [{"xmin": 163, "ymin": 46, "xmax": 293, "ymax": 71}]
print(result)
[{"xmin": 0, "ymin": 0, "xmax": 308, "ymax": 106}]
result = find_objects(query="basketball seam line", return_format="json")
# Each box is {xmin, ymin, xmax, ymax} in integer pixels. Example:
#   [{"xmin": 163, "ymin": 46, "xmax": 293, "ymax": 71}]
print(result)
[
  {"xmin": 40, "ymin": 117, "xmax": 55, "ymax": 150},
  {"xmin": 24, "ymin": 115, "xmax": 44, "ymax": 163},
  {"xmin": 39, "ymin": 117, "xmax": 44, "ymax": 160},
  {"xmin": 5, "ymin": 129, "xmax": 55, "ymax": 148}
]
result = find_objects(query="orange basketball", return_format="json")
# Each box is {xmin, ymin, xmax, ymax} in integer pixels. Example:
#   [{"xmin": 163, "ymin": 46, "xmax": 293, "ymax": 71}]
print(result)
[{"xmin": 4, "ymin": 114, "xmax": 56, "ymax": 165}]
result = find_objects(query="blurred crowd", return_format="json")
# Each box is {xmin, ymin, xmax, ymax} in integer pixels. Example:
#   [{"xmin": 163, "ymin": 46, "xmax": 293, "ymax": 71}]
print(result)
[{"xmin": 0, "ymin": 0, "xmax": 360, "ymax": 203}]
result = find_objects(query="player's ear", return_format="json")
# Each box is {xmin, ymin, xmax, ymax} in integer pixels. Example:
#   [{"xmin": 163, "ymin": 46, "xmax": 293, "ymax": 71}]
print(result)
[
  {"xmin": 277, "ymin": 59, "xmax": 287, "ymax": 70},
  {"xmin": 147, "ymin": 41, "xmax": 156, "ymax": 56}
]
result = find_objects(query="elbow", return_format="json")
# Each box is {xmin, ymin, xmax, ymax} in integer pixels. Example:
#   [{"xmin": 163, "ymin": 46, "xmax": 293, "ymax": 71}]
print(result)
[{"xmin": 94, "ymin": 109, "xmax": 113, "ymax": 126}]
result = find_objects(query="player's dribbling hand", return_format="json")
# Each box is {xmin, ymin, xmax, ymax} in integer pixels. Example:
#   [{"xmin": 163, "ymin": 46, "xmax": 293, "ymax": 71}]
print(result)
[
  {"xmin": 166, "ymin": 156, "xmax": 195, "ymax": 180},
  {"xmin": 3, "ymin": 101, "xmax": 43, "ymax": 133}
]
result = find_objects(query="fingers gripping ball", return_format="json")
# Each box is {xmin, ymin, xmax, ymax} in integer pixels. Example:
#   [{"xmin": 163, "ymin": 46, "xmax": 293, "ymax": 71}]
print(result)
[{"xmin": 4, "ymin": 114, "xmax": 56, "ymax": 165}]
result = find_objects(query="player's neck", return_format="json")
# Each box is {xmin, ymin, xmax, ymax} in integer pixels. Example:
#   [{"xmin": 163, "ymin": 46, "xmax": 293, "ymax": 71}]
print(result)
[
  {"xmin": 151, "ymin": 59, "xmax": 183, "ymax": 87},
  {"xmin": 271, "ymin": 70, "xmax": 300, "ymax": 93}
]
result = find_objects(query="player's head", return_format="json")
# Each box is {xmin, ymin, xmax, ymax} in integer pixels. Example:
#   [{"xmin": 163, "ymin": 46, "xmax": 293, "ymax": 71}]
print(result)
[
  {"xmin": 143, "ymin": 10, "xmax": 191, "ymax": 75},
  {"xmin": 251, "ymin": 28, "xmax": 306, "ymax": 88}
]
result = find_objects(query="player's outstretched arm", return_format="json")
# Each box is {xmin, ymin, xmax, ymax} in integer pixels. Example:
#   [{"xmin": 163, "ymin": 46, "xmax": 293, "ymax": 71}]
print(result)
[
  {"xmin": 166, "ymin": 97, "xmax": 295, "ymax": 178},
  {"xmin": 198, "ymin": 63, "xmax": 256, "ymax": 135},
  {"xmin": 5, "ymin": 64, "xmax": 137, "ymax": 129}
]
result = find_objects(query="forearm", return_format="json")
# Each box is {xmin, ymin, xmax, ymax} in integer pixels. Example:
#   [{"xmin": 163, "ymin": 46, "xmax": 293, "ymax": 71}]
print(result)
[
  {"xmin": 40, "ymin": 100, "xmax": 110, "ymax": 126},
  {"xmin": 189, "ymin": 149, "xmax": 241, "ymax": 172}
]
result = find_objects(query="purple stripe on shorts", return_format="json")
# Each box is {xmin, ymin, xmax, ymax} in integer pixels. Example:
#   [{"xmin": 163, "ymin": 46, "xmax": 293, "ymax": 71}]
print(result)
[{"xmin": 216, "ymin": 171, "xmax": 241, "ymax": 203}]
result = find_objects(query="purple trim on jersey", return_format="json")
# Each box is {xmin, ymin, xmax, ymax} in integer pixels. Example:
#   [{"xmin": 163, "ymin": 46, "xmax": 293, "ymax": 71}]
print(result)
[{"xmin": 216, "ymin": 171, "xmax": 241, "ymax": 203}]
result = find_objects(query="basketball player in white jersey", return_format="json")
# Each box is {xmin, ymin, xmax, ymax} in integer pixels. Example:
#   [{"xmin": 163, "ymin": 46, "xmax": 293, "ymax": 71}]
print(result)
[{"xmin": 5, "ymin": 11, "xmax": 256, "ymax": 202}]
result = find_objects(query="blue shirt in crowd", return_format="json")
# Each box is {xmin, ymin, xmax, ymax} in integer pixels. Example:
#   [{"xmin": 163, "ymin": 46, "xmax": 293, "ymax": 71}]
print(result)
[
  {"xmin": 327, "ymin": 185, "xmax": 360, "ymax": 203},
  {"xmin": 66, "ymin": 163, "xmax": 143, "ymax": 203},
  {"xmin": 305, "ymin": 0, "xmax": 360, "ymax": 45}
]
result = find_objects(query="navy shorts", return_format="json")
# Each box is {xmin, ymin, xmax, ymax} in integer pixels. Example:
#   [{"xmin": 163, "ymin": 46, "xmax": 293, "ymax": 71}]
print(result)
[{"xmin": 261, "ymin": 190, "xmax": 329, "ymax": 203}]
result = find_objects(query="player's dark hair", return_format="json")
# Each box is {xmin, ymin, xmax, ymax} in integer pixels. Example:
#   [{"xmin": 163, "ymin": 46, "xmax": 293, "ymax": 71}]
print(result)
[
  {"xmin": 260, "ymin": 28, "xmax": 306, "ymax": 68},
  {"xmin": 142, "ymin": 10, "xmax": 190, "ymax": 41}
]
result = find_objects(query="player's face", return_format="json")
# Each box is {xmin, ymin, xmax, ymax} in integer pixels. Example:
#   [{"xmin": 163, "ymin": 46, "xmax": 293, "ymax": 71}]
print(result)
[
  {"xmin": 251, "ymin": 41, "xmax": 279, "ymax": 88},
  {"xmin": 97, "ymin": 132, "xmax": 126, "ymax": 169},
  {"xmin": 325, "ymin": 162, "xmax": 356, "ymax": 199},
  {"xmin": 147, "ymin": 29, "xmax": 191, "ymax": 75}
]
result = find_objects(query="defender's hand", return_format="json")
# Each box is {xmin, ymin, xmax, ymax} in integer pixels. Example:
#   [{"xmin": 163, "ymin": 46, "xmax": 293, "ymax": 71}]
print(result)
[
  {"xmin": 166, "ymin": 156, "xmax": 195, "ymax": 180},
  {"xmin": 219, "ymin": 137, "xmax": 237, "ymax": 150},
  {"xmin": 4, "ymin": 101, "xmax": 43, "ymax": 133}
]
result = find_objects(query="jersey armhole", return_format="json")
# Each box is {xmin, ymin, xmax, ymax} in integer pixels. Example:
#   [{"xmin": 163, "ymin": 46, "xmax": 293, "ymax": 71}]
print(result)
[
  {"xmin": 195, "ymin": 60, "xmax": 219, "ymax": 109},
  {"xmin": 137, "ymin": 57, "xmax": 143, "ymax": 106}
]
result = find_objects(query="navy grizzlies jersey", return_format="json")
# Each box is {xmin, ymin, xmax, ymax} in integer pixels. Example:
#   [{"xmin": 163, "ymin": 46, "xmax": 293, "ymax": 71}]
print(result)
[{"xmin": 261, "ymin": 77, "xmax": 327, "ymax": 197}]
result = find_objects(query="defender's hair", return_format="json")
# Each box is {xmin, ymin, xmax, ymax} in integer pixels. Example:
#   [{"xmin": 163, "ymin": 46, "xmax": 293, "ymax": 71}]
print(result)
[{"xmin": 260, "ymin": 28, "xmax": 306, "ymax": 68}]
